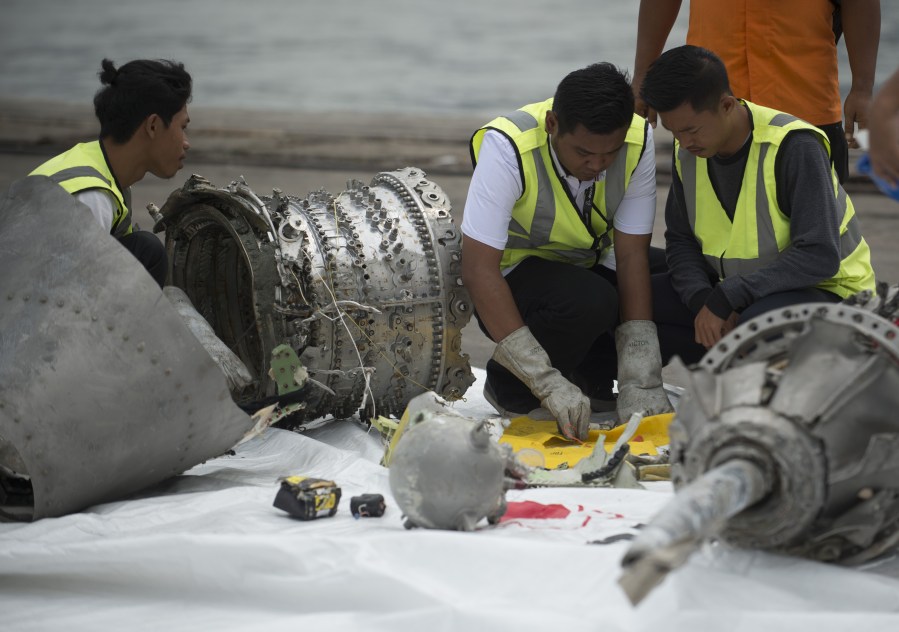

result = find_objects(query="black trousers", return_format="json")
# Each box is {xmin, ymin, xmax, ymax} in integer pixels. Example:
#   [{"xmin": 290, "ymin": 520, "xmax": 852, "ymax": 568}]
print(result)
[
  {"xmin": 478, "ymin": 248, "xmax": 667, "ymax": 411},
  {"xmin": 118, "ymin": 230, "xmax": 167, "ymax": 288},
  {"xmin": 651, "ymin": 271, "xmax": 843, "ymax": 366}
]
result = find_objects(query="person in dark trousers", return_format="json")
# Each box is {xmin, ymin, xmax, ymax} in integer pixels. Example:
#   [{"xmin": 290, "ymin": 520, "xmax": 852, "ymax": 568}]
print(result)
[
  {"xmin": 462, "ymin": 63, "xmax": 672, "ymax": 441},
  {"xmin": 31, "ymin": 58, "xmax": 192, "ymax": 288},
  {"xmin": 640, "ymin": 45, "xmax": 875, "ymax": 364}
]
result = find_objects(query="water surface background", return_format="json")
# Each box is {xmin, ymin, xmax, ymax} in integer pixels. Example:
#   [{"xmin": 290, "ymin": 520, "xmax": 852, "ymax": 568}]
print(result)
[{"xmin": 1, "ymin": 0, "xmax": 896, "ymax": 117}]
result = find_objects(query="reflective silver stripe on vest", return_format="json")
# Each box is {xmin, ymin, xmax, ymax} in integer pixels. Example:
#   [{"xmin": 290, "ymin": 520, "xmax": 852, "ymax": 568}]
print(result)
[
  {"xmin": 678, "ymin": 147, "xmax": 699, "ymax": 234},
  {"xmin": 505, "ymin": 216, "xmax": 533, "ymax": 249},
  {"xmin": 681, "ymin": 141, "xmax": 793, "ymax": 278},
  {"xmin": 712, "ymin": 159, "xmax": 861, "ymax": 277},
  {"xmin": 679, "ymin": 147, "xmax": 722, "ymax": 275},
  {"xmin": 686, "ymin": 111, "xmax": 855, "ymax": 279},
  {"xmin": 710, "ymin": 217, "xmax": 863, "ymax": 278},
  {"xmin": 509, "ymin": 146, "xmax": 559, "ymax": 248},
  {"xmin": 504, "ymin": 109, "xmax": 539, "ymax": 132},
  {"xmin": 47, "ymin": 166, "xmax": 111, "ymax": 187},
  {"xmin": 50, "ymin": 166, "xmax": 131, "ymax": 237},
  {"xmin": 546, "ymin": 247, "xmax": 597, "ymax": 265},
  {"xmin": 752, "ymin": 142, "xmax": 779, "ymax": 265},
  {"xmin": 505, "ymin": 234, "xmax": 533, "ymax": 249},
  {"xmin": 839, "ymin": 213, "xmax": 864, "ymax": 258},
  {"xmin": 603, "ymin": 149, "xmax": 628, "ymax": 224},
  {"xmin": 769, "ymin": 113, "xmax": 799, "ymax": 128},
  {"xmin": 508, "ymin": 217, "xmax": 528, "ymax": 237},
  {"xmin": 708, "ymin": 255, "xmax": 756, "ymax": 277},
  {"xmin": 502, "ymin": 106, "xmax": 619, "ymax": 262},
  {"xmin": 500, "ymin": 108, "xmax": 548, "ymax": 249}
]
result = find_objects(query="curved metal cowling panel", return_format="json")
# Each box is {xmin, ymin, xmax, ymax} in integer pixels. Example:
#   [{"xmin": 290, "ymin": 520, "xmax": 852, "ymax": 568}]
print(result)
[
  {"xmin": 0, "ymin": 177, "xmax": 255, "ymax": 521},
  {"xmin": 158, "ymin": 167, "xmax": 474, "ymax": 425}
]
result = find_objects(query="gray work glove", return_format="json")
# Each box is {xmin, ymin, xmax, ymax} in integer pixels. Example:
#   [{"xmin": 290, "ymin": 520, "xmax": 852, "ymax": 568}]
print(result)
[
  {"xmin": 615, "ymin": 320, "xmax": 674, "ymax": 423},
  {"xmin": 164, "ymin": 286, "xmax": 253, "ymax": 392},
  {"xmin": 492, "ymin": 326, "xmax": 591, "ymax": 441}
]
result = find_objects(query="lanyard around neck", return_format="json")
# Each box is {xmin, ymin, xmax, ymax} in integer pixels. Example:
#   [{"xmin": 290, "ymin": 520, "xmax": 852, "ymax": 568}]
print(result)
[{"xmin": 580, "ymin": 183, "xmax": 595, "ymax": 228}]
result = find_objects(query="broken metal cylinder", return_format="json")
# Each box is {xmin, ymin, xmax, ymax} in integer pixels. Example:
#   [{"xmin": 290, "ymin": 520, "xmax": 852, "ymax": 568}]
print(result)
[
  {"xmin": 0, "ymin": 177, "xmax": 256, "ymax": 521},
  {"xmin": 388, "ymin": 394, "xmax": 512, "ymax": 531},
  {"xmin": 620, "ymin": 302, "xmax": 899, "ymax": 603},
  {"xmin": 155, "ymin": 168, "xmax": 474, "ymax": 426}
]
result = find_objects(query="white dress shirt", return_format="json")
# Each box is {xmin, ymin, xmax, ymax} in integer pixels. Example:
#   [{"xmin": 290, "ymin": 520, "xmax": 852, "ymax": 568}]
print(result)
[{"xmin": 461, "ymin": 125, "xmax": 657, "ymax": 272}]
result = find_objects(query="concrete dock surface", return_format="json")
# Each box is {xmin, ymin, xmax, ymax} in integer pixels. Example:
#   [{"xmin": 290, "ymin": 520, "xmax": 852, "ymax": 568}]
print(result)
[{"xmin": 2, "ymin": 98, "xmax": 898, "ymax": 375}]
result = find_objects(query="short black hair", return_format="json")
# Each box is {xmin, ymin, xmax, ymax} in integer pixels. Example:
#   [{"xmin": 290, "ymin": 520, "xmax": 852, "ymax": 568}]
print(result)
[
  {"xmin": 93, "ymin": 58, "xmax": 192, "ymax": 144},
  {"xmin": 553, "ymin": 63, "xmax": 634, "ymax": 136},
  {"xmin": 640, "ymin": 45, "xmax": 731, "ymax": 114}
]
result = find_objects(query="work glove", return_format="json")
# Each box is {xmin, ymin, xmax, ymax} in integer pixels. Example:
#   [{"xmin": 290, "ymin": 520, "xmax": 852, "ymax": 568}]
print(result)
[
  {"xmin": 164, "ymin": 286, "xmax": 253, "ymax": 392},
  {"xmin": 615, "ymin": 320, "xmax": 674, "ymax": 423},
  {"xmin": 492, "ymin": 326, "xmax": 591, "ymax": 441}
]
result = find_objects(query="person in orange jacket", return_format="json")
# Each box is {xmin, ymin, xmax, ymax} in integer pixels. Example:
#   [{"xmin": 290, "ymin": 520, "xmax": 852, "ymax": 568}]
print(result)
[{"xmin": 631, "ymin": 0, "xmax": 880, "ymax": 183}]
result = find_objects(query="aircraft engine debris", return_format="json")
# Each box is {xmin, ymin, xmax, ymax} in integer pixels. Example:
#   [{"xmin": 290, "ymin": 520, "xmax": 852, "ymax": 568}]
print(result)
[
  {"xmin": 163, "ymin": 285, "xmax": 253, "ymax": 392},
  {"xmin": 619, "ymin": 300, "xmax": 899, "ymax": 604},
  {"xmin": 153, "ymin": 168, "xmax": 474, "ymax": 427},
  {"xmin": 0, "ymin": 177, "xmax": 259, "ymax": 521},
  {"xmin": 388, "ymin": 393, "xmax": 527, "ymax": 531},
  {"xmin": 386, "ymin": 393, "xmax": 653, "ymax": 531}
]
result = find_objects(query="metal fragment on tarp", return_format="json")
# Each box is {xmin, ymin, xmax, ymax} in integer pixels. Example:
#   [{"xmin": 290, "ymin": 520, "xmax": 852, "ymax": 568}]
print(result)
[
  {"xmin": 385, "ymin": 395, "xmax": 648, "ymax": 532},
  {"xmin": 619, "ymin": 300, "xmax": 899, "ymax": 605},
  {"xmin": 388, "ymin": 392, "xmax": 521, "ymax": 531},
  {"xmin": 0, "ymin": 176, "xmax": 256, "ymax": 521}
]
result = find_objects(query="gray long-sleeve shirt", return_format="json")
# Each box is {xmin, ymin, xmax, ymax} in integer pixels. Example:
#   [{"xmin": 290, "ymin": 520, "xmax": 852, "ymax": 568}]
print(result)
[{"xmin": 664, "ymin": 112, "xmax": 844, "ymax": 317}]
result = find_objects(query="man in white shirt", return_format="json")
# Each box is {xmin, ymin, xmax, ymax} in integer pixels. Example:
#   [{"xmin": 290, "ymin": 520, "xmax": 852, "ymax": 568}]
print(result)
[{"xmin": 462, "ymin": 63, "xmax": 671, "ymax": 440}]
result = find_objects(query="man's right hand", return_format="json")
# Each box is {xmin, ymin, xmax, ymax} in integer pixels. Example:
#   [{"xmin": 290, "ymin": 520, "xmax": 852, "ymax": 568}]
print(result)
[
  {"xmin": 632, "ymin": 0, "xmax": 683, "ymax": 128},
  {"xmin": 492, "ymin": 326, "xmax": 591, "ymax": 441},
  {"xmin": 633, "ymin": 74, "xmax": 658, "ymax": 128},
  {"xmin": 539, "ymin": 376, "xmax": 593, "ymax": 442},
  {"xmin": 694, "ymin": 306, "xmax": 737, "ymax": 349}
]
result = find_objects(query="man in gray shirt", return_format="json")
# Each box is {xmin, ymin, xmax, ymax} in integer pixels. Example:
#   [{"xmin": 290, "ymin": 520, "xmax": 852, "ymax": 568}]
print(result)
[{"xmin": 639, "ymin": 45, "xmax": 875, "ymax": 364}]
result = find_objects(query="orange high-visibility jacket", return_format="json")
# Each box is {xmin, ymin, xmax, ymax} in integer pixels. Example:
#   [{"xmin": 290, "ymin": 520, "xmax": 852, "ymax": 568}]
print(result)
[{"xmin": 687, "ymin": 0, "xmax": 841, "ymax": 126}]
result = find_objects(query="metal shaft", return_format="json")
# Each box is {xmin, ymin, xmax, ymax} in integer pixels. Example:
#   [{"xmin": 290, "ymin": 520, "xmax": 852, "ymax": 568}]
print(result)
[{"xmin": 618, "ymin": 458, "xmax": 770, "ymax": 605}]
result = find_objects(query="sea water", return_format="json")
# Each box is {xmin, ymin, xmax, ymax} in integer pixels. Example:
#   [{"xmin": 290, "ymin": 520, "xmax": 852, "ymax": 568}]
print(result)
[{"xmin": 0, "ymin": 0, "xmax": 896, "ymax": 117}]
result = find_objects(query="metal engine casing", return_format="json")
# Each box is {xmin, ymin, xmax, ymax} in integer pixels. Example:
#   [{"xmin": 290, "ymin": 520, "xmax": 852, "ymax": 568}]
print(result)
[
  {"xmin": 156, "ymin": 168, "xmax": 474, "ymax": 425},
  {"xmin": 671, "ymin": 302, "xmax": 899, "ymax": 562},
  {"xmin": 389, "ymin": 403, "xmax": 509, "ymax": 531}
]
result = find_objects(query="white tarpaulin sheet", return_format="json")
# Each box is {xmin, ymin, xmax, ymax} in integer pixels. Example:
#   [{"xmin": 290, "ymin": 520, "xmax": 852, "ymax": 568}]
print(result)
[{"xmin": 2, "ymin": 368, "xmax": 899, "ymax": 631}]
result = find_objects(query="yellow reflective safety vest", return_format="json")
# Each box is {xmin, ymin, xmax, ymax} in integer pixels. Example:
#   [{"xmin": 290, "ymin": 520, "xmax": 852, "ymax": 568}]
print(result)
[
  {"xmin": 30, "ymin": 140, "xmax": 133, "ymax": 237},
  {"xmin": 673, "ymin": 101, "xmax": 874, "ymax": 298},
  {"xmin": 470, "ymin": 98, "xmax": 648, "ymax": 270}
]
